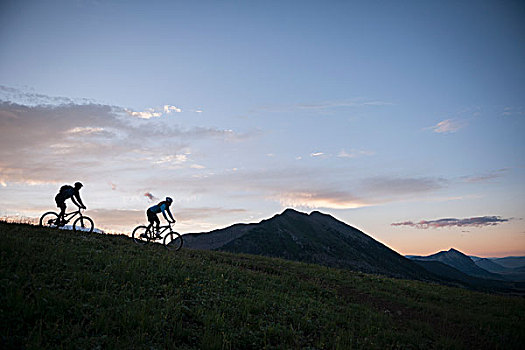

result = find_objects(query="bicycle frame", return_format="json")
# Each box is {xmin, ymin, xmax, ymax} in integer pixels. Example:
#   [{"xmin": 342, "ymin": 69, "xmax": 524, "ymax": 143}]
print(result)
[
  {"xmin": 145, "ymin": 222, "xmax": 175, "ymax": 240},
  {"xmin": 62, "ymin": 209, "xmax": 84, "ymax": 223}
]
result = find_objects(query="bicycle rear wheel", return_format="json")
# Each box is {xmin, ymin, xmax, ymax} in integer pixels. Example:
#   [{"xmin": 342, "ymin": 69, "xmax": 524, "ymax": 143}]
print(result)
[
  {"xmin": 163, "ymin": 231, "xmax": 183, "ymax": 251},
  {"xmin": 39, "ymin": 212, "xmax": 59, "ymax": 228},
  {"xmin": 73, "ymin": 216, "xmax": 94, "ymax": 233},
  {"xmin": 132, "ymin": 225, "xmax": 151, "ymax": 245}
]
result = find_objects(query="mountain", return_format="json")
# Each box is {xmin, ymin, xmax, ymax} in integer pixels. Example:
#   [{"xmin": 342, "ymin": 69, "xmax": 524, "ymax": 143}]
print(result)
[
  {"xmin": 184, "ymin": 209, "xmax": 436, "ymax": 280},
  {"xmin": 409, "ymin": 248, "xmax": 504, "ymax": 280},
  {"xmin": 492, "ymin": 256, "xmax": 525, "ymax": 269},
  {"xmin": 410, "ymin": 250, "xmax": 525, "ymax": 285},
  {"xmin": 474, "ymin": 258, "xmax": 509, "ymax": 273},
  {"xmin": 473, "ymin": 259, "xmax": 525, "ymax": 282}
]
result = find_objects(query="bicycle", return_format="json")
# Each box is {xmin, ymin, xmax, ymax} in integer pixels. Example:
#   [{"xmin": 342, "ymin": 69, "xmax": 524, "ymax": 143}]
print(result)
[
  {"xmin": 132, "ymin": 221, "xmax": 183, "ymax": 251},
  {"xmin": 39, "ymin": 207, "xmax": 95, "ymax": 233}
]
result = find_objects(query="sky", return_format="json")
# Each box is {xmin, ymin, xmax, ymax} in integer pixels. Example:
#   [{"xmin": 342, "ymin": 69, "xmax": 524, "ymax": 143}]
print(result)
[{"xmin": 1, "ymin": 0, "xmax": 524, "ymax": 257}]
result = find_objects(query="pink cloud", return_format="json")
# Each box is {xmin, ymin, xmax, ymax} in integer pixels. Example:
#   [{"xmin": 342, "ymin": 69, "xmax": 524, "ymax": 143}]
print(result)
[
  {"xmin": 392, "ymin": 216, "xmax": 512, "ymax": 229},
  {"xmin": 144, "ymin": 192, "xmax": 158, "ymax": 202},
  {"xmin": 429, "ymin": 119, "xmax": 466, "ymax": 133}
]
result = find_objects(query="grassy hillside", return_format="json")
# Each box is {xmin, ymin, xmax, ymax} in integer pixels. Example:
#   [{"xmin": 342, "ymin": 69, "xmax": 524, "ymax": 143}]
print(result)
[{"xmin": 1, "ymin": 222, "xmax": 524, "ymax": 349}]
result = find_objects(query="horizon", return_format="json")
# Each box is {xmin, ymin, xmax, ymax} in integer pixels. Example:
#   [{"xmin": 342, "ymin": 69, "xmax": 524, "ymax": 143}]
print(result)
[
  {"xmin": 1, "ymin": 0, "xmax": 524, "ymax": 257},
  {"xmin": 3, "ymin": 207, "xmax": 522, "ymax": 259}
]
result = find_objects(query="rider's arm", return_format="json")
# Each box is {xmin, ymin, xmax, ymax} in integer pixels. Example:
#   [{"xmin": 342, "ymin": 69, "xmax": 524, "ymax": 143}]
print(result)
[
  {"xmin": 162, "ymin": 207, "xmax": 175, "ymax": 223},
  {"xmin": 74, "ymin": 192, "xmax": 86, "ymax": 209},
  {"xmin": 71, "ymin": 197, "xmax": 80, "ymax": 207},
  {"xmin": 166, "ymin": 207, "xmax": 175, "ymax": 222}
]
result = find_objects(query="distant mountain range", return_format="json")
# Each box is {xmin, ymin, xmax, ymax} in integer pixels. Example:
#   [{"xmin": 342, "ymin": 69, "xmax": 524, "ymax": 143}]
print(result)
[
  {"xmin": 471, "ymin": 256, "xmax": 525, "ymax": 269},
  {"xmin": 409, "ymin": 249, "xmax": 525, "ymax": 282},
  {"xmin": 183, "ymin": 209, "xmax": 525, "ymax": 293},
  {"xmin": 408, "ymin": 248, "xmax": 504, "ymax": 280},
  {"xmin": 407, "ymin": 249, "xmax": 525, "ymax": 293}
]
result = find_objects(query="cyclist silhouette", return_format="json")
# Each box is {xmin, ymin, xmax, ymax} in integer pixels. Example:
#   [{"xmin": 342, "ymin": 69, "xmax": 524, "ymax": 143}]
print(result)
[
  {"xmin": 55, "ymin": 182, "xmax": 86, "ymax": 225},
  {"xmin": 146, "ymin": 197, "xmax": 176, "ymax": 237}
]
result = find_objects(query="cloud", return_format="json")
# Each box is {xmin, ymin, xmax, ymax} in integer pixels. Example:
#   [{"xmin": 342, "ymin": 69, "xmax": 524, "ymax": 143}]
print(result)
[
  {"xmin": 148, "ymin": 165, "xmax": 450, "ymax": 212},
  {"xmin": 270, "ymin": 176, "xmax": 443, "ymax": 210},
  {"xmin": 88, "ymin": 209, "xmax": 144, "ymax": 231},
  {"xmin": 0, "ymin": 98, "xmax": 252, "ymax": 186},
  {"xmin": 361, "ymin": 176, "xmax": 446, "ymax": 196},
  {"xmin": 391, "ymin": 216, "xmax": 512, "ymax": 229},
  {"xmin": 429, "ymin": 119, "xmax": 466, "ymax": 133},
  {"xmin": 190, "ymin": 164, "xmax": 206, "ymax": 169},
  {"xmin": 252, "ymin": 98, "xmax": 392, "ymax": 114},
  {"xmin": 0, "ymin": 102, "xmax": 129, "ymax": 185},
  {"xmin": 125, "ymin": 104, "xmax": 182, "ymax": 119},
  {"xmin": 0, "ymin": 85, "xmax": 93, "ymax": 106},
  {"xmin": 306, "ymin": 149, "xmax": 375, "ymax": 160},
  {"xmin": 154, "ymin": 154, "xmax": 188, "ymax": 165},
  {"xmin": 175, "ymin": 207, "xmax": 247, "ymax": 221},
  {"xmin": 125, "ymin": 108, "xmax": 162, "ymax": 119},
  {"xmin": 294, "ymin": 99, "xmax": 392, "ymax": 110},
  {"xmin": 337, "ymin": 149, "xmax": 375, "ymax": 158},
  {"xmin": 164, "ymin": 105, "xmax": 182, "ymax": 114},
  {"xmin": 461, "ymin": 169, "xmax": 508, "ymax": 183},
  {"xmin": 277, "ymin": 191, "xmax": 369, "ymax": 209},
  {"xmin": 502, "ymin": 106, "xmax": 525, "ymax": 117},
  {"xmin": 144, "ymin": 192, "xmax": 158, "ymax": 202},
  {"xmin": 67, "ymin": 127, "xmax": 106, "ymax": 135}
]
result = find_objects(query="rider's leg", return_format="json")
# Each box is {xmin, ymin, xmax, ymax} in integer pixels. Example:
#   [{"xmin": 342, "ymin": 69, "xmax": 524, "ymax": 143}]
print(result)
[
  {"xmin": 146, "ymin": 209, "xmax": 160, "ymax": 236},
  {"xmin": 55, "ymin": 196, "xmax": 66, "ymax": 224},
  {"xmin": 144, "ymin": 221, "xmax": 153, "ymax": 238},
  {"xmin": 154, "ymin": 216, "xmax": 160, "ymax": 234}
]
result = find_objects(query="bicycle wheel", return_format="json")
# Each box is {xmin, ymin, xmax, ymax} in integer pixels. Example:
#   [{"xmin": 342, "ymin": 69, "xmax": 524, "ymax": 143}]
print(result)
[
  {"xmin": 132, "ymin": 225, "xmax": 151, "ymax": 245},
  {"xmin": 163, "ymin": 231, "xmax": 183, "ymax": 251},
  {"xmin": 39, "ymin": 211, "xmax": 59, "ymax": 228},
  {"xmin": 73, "ymin": 216, "xmax": 94, "ymax": 233}
]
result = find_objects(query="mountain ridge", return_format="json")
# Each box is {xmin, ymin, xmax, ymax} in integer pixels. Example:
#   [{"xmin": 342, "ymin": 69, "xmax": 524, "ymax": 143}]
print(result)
[
  {"xmin": 184, "ymin": 209, "xmax": 437, "ymax": 280},
  {"xmin": 408, "ymin": 248, "xmax": 503, "ymax": 280}
]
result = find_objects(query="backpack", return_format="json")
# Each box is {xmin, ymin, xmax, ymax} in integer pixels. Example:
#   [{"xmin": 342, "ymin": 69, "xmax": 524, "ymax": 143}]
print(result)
[{"xmin": 59, "ymin": 185, "xmax": 74, "ymax": 194}]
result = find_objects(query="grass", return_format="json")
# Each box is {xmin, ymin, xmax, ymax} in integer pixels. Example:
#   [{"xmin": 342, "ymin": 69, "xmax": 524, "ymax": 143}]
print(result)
[{"xmin": 1, "ymin": 222, "xmax": 524, "ymax": 349}]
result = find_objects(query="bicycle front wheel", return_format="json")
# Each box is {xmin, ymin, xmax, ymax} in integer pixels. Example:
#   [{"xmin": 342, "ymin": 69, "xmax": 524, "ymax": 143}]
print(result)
[
  {"xmin": 39, "ymin": 212, "xmax": 59, "ymax": 228},
  {"xmin": 73, "ymin": 216, "xmax": 94, "ymax": 233},
  {"xmin": 132, "ymin": 225, "xmax": 150, "ymax": 246},
  {"xmin": 163, "ymin": 231, "xmax": 183, "ymax": 251}
]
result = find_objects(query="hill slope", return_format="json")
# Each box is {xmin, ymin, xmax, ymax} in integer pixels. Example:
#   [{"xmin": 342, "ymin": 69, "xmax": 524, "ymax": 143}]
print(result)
[
  {"xmin": 2, "ymin": 222, "xmax": 525, "ymax": 349},
  {"xmin": 185, "ymin": 209, "xmax": 435, "ymax": 280}
]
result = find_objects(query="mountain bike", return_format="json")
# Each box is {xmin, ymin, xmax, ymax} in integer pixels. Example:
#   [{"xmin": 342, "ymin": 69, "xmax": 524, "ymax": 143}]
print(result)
[
  {"xmin": 132, "ymin": 221, "xmax": 183, "ymax": 251},
  {"xmin": 39, "ymin": 207, "xmax": 95, "ymax": 233}
]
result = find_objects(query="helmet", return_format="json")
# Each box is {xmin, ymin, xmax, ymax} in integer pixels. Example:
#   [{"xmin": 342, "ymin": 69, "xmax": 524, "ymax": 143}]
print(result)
[
  {"xmin": 166, "ymin": 197, "xmax": 173, "ymax": 204},
  {"xmin": 74, "ymin": 182, "xmax": 83, "ymax": 188}
]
